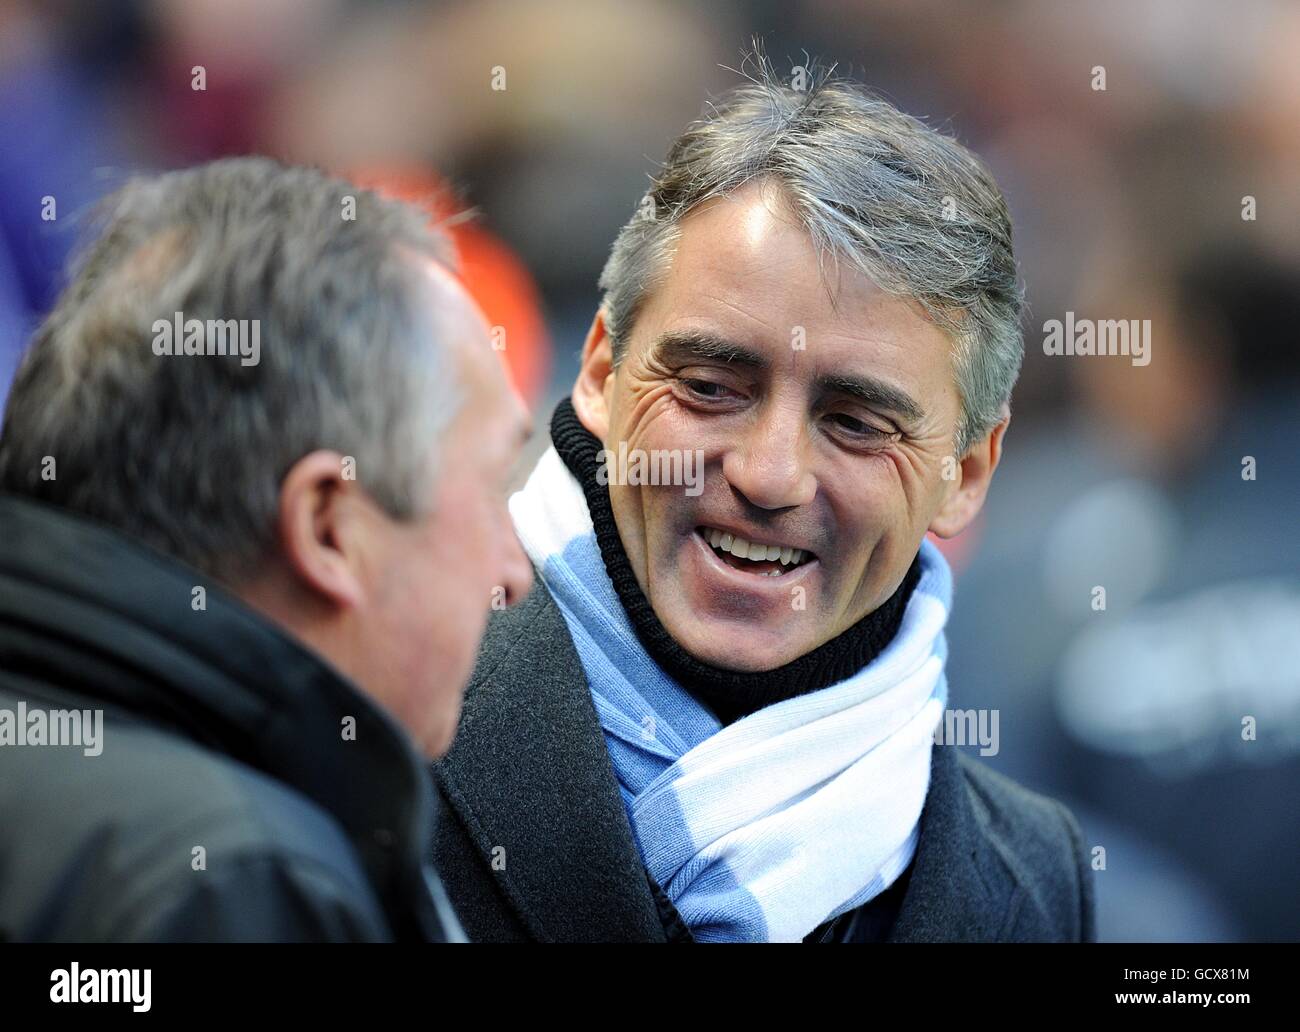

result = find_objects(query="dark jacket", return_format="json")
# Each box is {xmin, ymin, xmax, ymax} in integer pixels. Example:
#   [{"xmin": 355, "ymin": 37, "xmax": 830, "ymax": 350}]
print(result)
[
  {"xmin": 431, "ymin": 579, "xmax": 1098, "ymax": 942},
  {"xmin": 0, "ymin": 494, "xmax": 462, "ymax": 942}
]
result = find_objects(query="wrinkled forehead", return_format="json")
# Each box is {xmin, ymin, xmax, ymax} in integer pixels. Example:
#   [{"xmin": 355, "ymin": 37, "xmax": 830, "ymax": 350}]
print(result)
[
  {"xmin": 650, "ymin": 183, "xmax": 915, "ymax": 338},
  {"xmin": 654, "ymin": 192, "xmax": 953, "ymax": 361}
]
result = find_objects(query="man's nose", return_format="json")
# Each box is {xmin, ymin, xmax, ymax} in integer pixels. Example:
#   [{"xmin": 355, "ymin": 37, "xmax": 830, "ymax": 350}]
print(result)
[
  {"xmin": 501, "ymin": 525, "xmax": 534, "ymax": 607},
  {"xmin": 721, "ymin": 403, "xmax": 817, "ymax": 510}
]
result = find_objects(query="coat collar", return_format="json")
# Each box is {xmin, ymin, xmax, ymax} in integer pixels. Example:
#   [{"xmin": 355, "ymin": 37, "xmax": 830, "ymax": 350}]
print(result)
[
  {"xmin": 434, "ymin": 581, "xmax": 668, "ymax": 941},
  {"xmin": 889, "ymin": 736, "xmax": 1013, "ymax": 941},
  {"xmin": 435, "ymin": 579, "xmax": 1020, "ymax": 942}
]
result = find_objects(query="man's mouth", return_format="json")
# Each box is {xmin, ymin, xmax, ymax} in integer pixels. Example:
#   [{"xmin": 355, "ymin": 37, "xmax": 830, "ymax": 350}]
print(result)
[{"xmin": 695, "ymin": 525, "xmax": 816, "ymax": 577}]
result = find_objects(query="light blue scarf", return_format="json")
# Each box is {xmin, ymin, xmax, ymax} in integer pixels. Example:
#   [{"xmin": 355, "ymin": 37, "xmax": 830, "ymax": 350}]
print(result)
[{"xmin": 510, "ymin": 446, "xmax": 952, "ymax": 942}]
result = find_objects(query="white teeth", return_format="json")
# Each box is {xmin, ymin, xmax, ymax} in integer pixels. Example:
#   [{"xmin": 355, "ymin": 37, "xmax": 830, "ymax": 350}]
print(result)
[{"xmin": 703, "ymin": 527, "xmax": 812, "ymax": 569}]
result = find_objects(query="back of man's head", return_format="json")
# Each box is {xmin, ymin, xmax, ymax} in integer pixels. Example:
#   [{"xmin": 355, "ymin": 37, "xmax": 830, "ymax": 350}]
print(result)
[
  {"xmin": 0, "ymin": 157, "xmax": 454, "ymax": 585},
  {"xmin": 0, "ymin": 156, "xmax": 535, "ymax": 757}
]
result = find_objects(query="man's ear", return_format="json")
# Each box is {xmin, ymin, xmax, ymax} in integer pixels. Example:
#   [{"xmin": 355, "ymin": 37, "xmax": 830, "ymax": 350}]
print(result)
[
  {"xmin": 929, "ymin": 408, "xmax": 1010, "ymax": 539},
  {"xmin": 276, "ymin": 450, "xmax": 369, "ymax": 609},
  {"xmin": 571, "ymin": 309, "xmax": 615, "ymax": 441}
]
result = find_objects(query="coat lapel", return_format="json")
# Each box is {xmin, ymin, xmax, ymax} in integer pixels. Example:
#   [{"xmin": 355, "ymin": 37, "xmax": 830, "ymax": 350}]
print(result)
[
  {"xmin": 888, "ymin": 740, "xmax": 1019, "ymax": 941},
  {"xmin": 433, "ymin": 581, "xmax": 667, "ymax": 942}
]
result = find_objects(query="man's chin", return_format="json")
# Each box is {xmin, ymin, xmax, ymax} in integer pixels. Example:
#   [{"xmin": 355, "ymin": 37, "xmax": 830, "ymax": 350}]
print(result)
[{"xmin": 658, "ymin": 613, "xmax": 812, "ymax": 673}]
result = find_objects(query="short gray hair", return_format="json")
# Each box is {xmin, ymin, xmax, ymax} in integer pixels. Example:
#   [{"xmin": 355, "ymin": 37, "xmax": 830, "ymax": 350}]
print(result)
[
  {"xmin": 0, "ymin": 157, "xmax": 459, "ymax": 583},
  {"xmin": 599, "ymin": 62, "xmax": 1024, "ymax": 455}
]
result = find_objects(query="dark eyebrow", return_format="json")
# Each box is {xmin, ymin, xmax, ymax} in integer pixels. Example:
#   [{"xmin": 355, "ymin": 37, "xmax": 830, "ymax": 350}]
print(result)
[
  {"xmin": 653, "ymin": 329, "xmax": 925, "ymax": 426},
  {"xmin": 817, "ymin": 373, "xmax": 924, "ymax": 425},
  {"xmin": 652, "ymin": 331, "xmax": 769, "ymax": 371}
]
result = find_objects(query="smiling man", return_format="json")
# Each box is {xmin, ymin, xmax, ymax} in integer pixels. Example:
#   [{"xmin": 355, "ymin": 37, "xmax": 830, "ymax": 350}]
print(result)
[{"xmin": 431, "ymin": 68, "xmax": 1097, "ymax": 942}]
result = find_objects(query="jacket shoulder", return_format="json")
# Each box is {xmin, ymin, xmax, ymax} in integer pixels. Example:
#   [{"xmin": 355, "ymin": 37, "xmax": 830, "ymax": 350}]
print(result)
[
  {"xmin": 0, "ymin": 714, "xmax": 388, "ymax": 941},
  {"xmin": 955, "ymin": 752, "xmax": 1096, "ymax": 941}
]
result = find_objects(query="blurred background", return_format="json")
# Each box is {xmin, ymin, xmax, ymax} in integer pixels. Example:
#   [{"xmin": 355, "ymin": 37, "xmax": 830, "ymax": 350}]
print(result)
[{"xmin": 1, "ymin": 0, "xmax": 1296, "ymax": 941}]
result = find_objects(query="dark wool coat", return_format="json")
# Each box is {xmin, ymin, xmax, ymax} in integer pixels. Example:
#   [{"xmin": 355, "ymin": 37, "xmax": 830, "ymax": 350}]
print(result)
[
  {"xmin": 0, "ymin": 495, "xmax": 461, "ymax": 942},
  {"xmin": 431, "ymin": 579, "xmax": 1098, "ymax": 942}
]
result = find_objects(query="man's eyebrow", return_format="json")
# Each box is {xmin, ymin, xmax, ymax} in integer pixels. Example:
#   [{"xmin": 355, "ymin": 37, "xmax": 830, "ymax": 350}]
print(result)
[
  {"xmin": 652, "ymin": 331, "xmax": 769, "ymax": 371},
  {"xmin": 817, "ymin": 373, "xmax": 925, "ymax": 425},
  {"xmin": 652, "ymin": 330, "xmax": 924, "ymax": 424}
]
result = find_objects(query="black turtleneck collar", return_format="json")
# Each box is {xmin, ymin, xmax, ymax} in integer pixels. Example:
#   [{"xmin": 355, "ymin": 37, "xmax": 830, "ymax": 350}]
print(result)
[{"xmin": 549, "ymin": 398, "xmax": 921, "ymax": 725}]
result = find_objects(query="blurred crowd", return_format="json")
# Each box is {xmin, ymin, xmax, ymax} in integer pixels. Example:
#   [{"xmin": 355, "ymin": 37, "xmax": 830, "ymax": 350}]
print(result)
[{"xmin": 1, "ymin": 0, "xmax": 1296, "ymax": 942}]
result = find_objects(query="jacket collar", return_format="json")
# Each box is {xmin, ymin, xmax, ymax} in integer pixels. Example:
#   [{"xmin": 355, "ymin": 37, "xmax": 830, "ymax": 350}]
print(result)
[
  {"xmin": 435, "ymin": 580, "xmax": 668, "ymax": 941},
  {"xmin": 889, "ymin": 736, "xmax": 1012, "ymax": 941},
  {"xmin": 437, "ymin": 577, "xmax": 1020, "ymax": 942},
  {"xmin": 0, "ymin": 493, "xmax": 455, "ymax": 940}
]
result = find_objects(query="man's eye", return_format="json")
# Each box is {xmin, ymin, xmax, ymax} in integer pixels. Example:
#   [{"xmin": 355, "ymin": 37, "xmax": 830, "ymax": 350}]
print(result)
[
  {"xmin": 681, "ymin": 378, "xmax": 734, "ymax": 400},
  {"xmin": 827, "ymin": 412, "xmax": 892, "ymax": 441}
]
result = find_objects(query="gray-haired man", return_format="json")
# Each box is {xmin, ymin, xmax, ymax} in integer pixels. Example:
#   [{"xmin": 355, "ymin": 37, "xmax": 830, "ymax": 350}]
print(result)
[
  {"xmin": 431, "ymin": 68, "xmax": 1096, "ymax": 941},
  {"xmin": 0, "ymin": 158, "xmax": 534, "ymax": 941}
]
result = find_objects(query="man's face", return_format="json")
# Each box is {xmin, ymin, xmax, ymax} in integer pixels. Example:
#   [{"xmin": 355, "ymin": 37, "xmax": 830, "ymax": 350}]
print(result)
[
  {"xmin": 588, "ymin": 179, "xmax": 967, "ymax": 672},
  {"xmin": 362, "ymin": 261, "xmax": 533, "ymax": 757}
]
